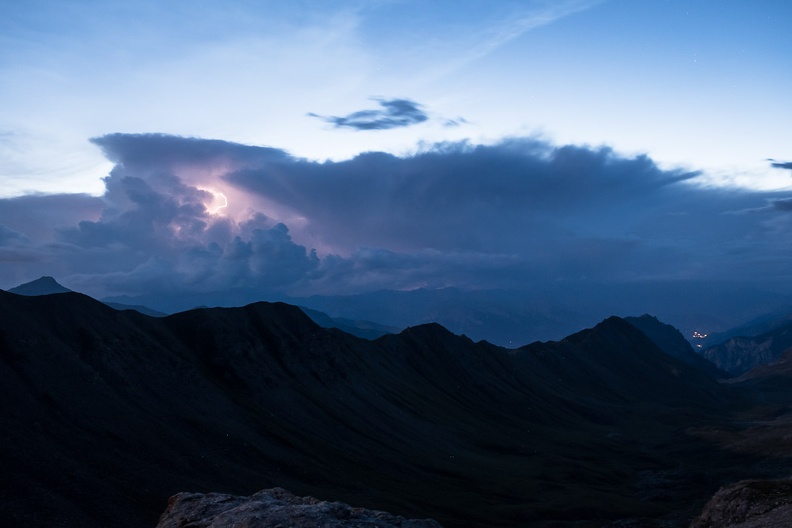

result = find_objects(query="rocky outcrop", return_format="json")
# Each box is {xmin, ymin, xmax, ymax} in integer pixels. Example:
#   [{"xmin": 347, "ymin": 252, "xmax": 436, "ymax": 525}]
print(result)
[
  {"xmin": 701, "ymin": 324, "xmax": 792, "ymax": 377},
  {"xmin": 156, "ymin": 487, "xmax": 443, "ymax": 528},
  {"xmin": 689, "ymin": 479, "xmax": 792, "ymax": 528},
  {"xmin": 702, "ymin": 337, "xmax": 780, "ymax": 376}
]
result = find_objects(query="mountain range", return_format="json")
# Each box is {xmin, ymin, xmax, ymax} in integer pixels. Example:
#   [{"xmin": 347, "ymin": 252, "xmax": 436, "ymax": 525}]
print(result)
[
  {"xmin": 101, "ymin": 280, "xmax": 790, "ymax": 348},
  {"xmin": 10, "ymin": 276, "xmax": 394, "ymax": 339},
  {"xmin": 3, "ymin": 280, "xmax": 792, "ymax": 526}
]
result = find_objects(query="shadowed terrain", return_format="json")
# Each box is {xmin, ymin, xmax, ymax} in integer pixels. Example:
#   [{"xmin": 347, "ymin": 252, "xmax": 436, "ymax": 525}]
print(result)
[{"xmin": 1, "ymin": 290, "xmax": 790, "ymax": 527}]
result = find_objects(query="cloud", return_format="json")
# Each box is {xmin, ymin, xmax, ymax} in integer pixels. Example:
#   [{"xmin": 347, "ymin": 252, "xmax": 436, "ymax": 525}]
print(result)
[
  {"xmin": 41, "ymin": 142, "xmax": 321, "ymax": 297},
  {"xmin": 224, "ymin": 139, "xmax": 710, "ymax": 256},
  {"xmin": 442, "ymin": 117, "xmax": 469, "ymax": 127},
  {"xmin": 310, "ymin": 98, "xmax": 429, "ymax": 130},
  {"xmin": 770, "ymin": 198, "xmax": 792, "ymax": 212},
  {"xmin": 0, "ymin": 193, "xmax": 104, "ymax": 242},
  {"xmin": 3, "ymin": 132, "xmax": 792, "ymax": 321},
  {"xmin": 0, "ymin": 225, "xmax": 29, "ymax": 247},
  {"xmin": 381, "ymin": 0, "xmax": 602, "ymax": 85},
  {"xmin": 770, "ymin": 160, "xmax": 792, "ymax": 170}
]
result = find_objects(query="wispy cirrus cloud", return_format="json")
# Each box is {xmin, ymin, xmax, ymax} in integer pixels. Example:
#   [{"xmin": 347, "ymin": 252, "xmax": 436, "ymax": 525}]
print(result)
[{"xmin": 388, "ymin": 0, "xmax": 603, "ymax": 85}]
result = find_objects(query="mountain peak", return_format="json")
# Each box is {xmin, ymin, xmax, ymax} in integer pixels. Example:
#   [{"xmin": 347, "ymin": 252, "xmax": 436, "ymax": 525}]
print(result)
[
  {"xmin": 624, "ymin": 313, "xmax": 725, "ymax": 378},
  {"xmin": 400, "ymin": 322, "xmax": 459, "ymax": 340},
  {"xmin": 8, "ymin": 276, "xmax": 72, "ymax": 296}
]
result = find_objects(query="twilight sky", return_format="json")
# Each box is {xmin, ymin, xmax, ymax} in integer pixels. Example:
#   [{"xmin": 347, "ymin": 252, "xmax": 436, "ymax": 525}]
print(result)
[{"xmin": 1, "ymin": 0, "xmax": 791, "ymax": 338}]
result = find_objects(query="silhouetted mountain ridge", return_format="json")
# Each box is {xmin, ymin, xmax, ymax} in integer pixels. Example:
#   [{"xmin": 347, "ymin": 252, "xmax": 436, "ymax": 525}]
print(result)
[
  {"xmin": 625, "ymin": 314, "xmax": 727, "ymax": 379},
  {"xmin": 8, "ymin": 275, "xmax": 72, "ymax": 295},
  {"xmin": 0, "ymin": 289, "xmax": 787, "ymax": 527},
  {"xmin": 7, "ymin": 275, "xmax": 168, "ymax": 317}
]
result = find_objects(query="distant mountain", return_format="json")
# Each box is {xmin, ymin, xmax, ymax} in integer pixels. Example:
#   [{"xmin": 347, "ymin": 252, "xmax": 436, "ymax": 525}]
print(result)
[
  {"xmin": 9, "ymin": 277, "xmax": 391, "ymax": 336},
  {"xmin": 101, "ymin": 281, "xmax": 792, "ymax": 348},
  {"xmin": 103, "ymin": 302, "xmax": 168, "ymax": 317},
  {"xmin": 697, "ymin": 308, "xmax": 792, "ymax": 348},
  {"xmin": 101, "ymin": 286, "xmax": 600, "ymax": 346},
  {"xmin": 625, "ymin": 314, "xmax": 726, "ymax": 379},
  {"xmin": 9, "ymin": 276, "xmax": 166, "ymax": 317},
  {"xmin": 290, "ymin": 288, "xmax": 596, "ymax": 347},
  {"xmin": 700, "ymin": 322, "xmax": 792, "ymax": 376},
  {"xmin": 3, "ymin": 291, "xmax": 786, "ymax": 527},
  {"xmin": 299, "ymin": 306, "xmax": 400, "ymax": 340},
  {"xmin": 8, "ymin": 275, "xmax": 72, "ymax": 295}
]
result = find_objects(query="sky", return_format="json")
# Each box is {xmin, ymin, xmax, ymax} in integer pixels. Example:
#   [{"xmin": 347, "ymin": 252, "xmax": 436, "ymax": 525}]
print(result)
[{"xmin": 1, "ymin": 0, "xmax": 791, "ymax": 339}]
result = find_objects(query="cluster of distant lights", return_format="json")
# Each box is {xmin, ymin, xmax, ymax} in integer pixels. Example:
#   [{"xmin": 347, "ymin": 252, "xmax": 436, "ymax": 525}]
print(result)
[{"xmin": 692, "ymin": 331, "xmax": 708, "ymax": 348}]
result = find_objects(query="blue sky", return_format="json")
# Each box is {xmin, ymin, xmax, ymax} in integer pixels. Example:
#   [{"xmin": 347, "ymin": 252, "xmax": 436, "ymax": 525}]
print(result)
[
  {"xmin": 1, "ymin": 0, "xmax": 790, "ymax": 196},
  {"xmin": 1, "ymin": 0, "xmax": 792, "ymax": 341}
]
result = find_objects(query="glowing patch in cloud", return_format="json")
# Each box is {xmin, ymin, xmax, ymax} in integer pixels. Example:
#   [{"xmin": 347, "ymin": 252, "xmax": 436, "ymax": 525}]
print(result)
[{"xmin": 199, "ymin": 187, "xmax": 229, "ymax": 215}]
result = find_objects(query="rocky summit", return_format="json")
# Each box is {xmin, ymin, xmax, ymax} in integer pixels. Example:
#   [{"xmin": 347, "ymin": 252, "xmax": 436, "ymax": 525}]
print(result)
[
  {"xmin": 156, "ymin": 487, "xmax": 442, "ymax": 528},
  {"xmin": 689, "ymin": 479, "xmax": 792, "ymax": 528}
]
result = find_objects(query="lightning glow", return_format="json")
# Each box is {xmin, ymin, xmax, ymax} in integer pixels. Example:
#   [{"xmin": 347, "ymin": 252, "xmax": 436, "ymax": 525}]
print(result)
[{"xmin": 199, "ymin": 188, "xmax": 228, "ymax": 216}]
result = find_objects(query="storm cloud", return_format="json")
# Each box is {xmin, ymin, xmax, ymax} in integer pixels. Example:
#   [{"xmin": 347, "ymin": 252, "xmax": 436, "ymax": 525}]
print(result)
[
  {"xmin": 310, "ymin": 98, "xmax": 429, "ymax": 130},
  {"xmin": 2, "ymin": 133, "xmax": 792, "ymax": 324}
]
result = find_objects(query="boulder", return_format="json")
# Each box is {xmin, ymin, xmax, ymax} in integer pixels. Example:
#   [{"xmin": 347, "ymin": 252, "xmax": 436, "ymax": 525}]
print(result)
[
  {"xmin": 156, "ymin": 487, "xmax": 443, "ymax": 528},
  {"xmin": 690, "ymin": 479, "xmax": 792, "ymax": 528}
]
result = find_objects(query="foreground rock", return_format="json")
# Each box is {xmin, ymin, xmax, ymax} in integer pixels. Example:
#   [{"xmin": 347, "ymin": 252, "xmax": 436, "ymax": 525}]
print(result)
[
  {"xmin": 690, "ymin": 479, "xmax": 792, "ymax": 528},
  {"xmin": 156, "ymin": 487, "xmax": 443, "ymax": 528}
]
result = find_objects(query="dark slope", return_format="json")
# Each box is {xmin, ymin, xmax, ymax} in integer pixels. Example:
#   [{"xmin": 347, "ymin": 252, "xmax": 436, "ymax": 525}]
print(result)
[
  {"xmin": 738, "ymin": 348, "xmax": 792, "ymax": 386},
  {"xmin": 0, "ymin": 292, "xmax": 267, "ymax": 527},
  {"xmin": 727, "ymin": 348, "xmax": 792, "ymax": 409},
  {"xmin": 0, "ymin": 291, "xmax": 775, "ymax": 528},
  {"xmin": 626, "ymin": 314, "xmax": 727, "ymax": 379},
  {"xmin": 517, "ymin": 317, "xmax": 724, "ymax": 408}
]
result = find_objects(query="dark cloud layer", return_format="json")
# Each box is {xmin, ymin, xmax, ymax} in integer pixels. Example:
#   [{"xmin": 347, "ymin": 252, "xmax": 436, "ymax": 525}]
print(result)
[
  {"xmin": 0, "ymin": 193, "xmax": 104, "ymax": 242},
  {"xmin": 310, "ymin": 98, "xmax": 429, "ymax": 130},
  {"xmin": 2, "ymin": 133, "xmax": 792, "ymax": 334},
  {"xmin": 771, "ymin": 160, "xmax": 792, "ymax": 170}
]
